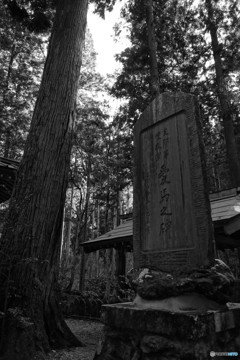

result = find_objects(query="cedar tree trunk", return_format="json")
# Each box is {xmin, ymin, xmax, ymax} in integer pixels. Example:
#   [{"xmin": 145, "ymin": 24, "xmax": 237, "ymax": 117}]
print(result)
[
  {"xmin": 0, "ymin": 0, "xmax": 88, "ymax": 358},
  {"xmin": 205, "ymin": 0, "xmax": 240, "ymax": 187}
]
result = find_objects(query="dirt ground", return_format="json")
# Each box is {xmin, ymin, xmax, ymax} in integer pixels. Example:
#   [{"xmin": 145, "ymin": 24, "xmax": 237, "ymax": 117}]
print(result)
[{"xmin": 46, "ymin": 319, "xmax": 104, "ymax": 360}]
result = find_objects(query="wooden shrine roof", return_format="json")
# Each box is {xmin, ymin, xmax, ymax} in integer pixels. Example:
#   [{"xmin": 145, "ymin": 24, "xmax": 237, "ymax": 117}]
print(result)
[
  {"xmin": 210, "ymin": 188, "xmax": 240, "ymax": 222},
  {"xmin": 81, "ymin": 188, "xmax": 240, "ymax": 253},
  {"xmin": 1, "ymin": 157, "xmax": 240, "ymax": 251},
  {"xmin": 0, "ymin": 157, "xmax": 19, "ymax": 204},
  {"xmin": 81, "ymin": 219, "xmax": 133, "ymax": 253}
]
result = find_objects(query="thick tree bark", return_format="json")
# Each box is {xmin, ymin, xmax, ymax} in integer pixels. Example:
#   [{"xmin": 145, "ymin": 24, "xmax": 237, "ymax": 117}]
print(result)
[
  {"xmin": 0, "ymin": 0, "xmax": 88, "ymax": 358},
  {"xmin": 205, "ymin": 0, "xmax": 240, "ymax": 187},
  {"xmin": 145, "ymin": 0, "xmax": 160, "ymax": 98}
]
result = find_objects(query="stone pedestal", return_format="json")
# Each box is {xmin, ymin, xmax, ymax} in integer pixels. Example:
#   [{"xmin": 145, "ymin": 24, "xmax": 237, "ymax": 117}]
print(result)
[{"xmin": 94, "ymin": 301, "xmax": 240, "ymax": 360}]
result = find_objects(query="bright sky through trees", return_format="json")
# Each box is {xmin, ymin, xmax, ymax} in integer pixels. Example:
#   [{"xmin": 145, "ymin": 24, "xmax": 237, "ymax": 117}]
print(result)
[{"xmin": 87, "ymin": 0, "xmax": 130, "ymax": 75}]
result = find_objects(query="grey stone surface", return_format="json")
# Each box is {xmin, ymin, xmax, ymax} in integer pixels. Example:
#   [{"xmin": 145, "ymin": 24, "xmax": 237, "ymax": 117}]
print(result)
[
  {"xmin": 131, "ymin": 259, "xmax": 235, "ymax": 303},
  {"xmin": 93, "ymin": 302, "xmax": 240, "ymax": 360},
  {"xmin": 133, "ymin": 92, "xmax": 214, "ymax": 273}
]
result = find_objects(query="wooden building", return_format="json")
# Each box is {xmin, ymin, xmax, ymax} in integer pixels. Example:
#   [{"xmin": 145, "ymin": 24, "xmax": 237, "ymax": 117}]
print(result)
[
  {"xmin": 211, "ymin": 188, "xmax": 240, "ymax": 250},
  {"xmin": 1, "ymin": 157, "xmax": 240, "ymax": 274},
  {"xmin": 81, "ymin": 188, "xmax": 240, "ymax": 277}
]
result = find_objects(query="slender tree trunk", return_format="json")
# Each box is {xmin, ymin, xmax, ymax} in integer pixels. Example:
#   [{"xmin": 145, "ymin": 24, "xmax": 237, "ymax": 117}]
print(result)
[
  {"xmin": 145, "ymin": 0, "xmax": 160, "ymax": 97},
  {"xmin": 60, "ymin": 206, "xmax": 65, "ymax": 263},
  {"xmin": 0, "ymin": 0, "xmax": 88, "ymax": 358},
  {"xmin": 65, "ymin": 182, "xmax": 74, "ymax": 266},
  {"xmin": 79, "ymin": 248, "xmax": 86, "ymax": 292},
  {"xmin": 105, "ymin": 147, "xmax": 110, "ymax": 232},
  {"xmin": 105, "ymin": 190, "xmax": 110, "ymax": 232},
  {"xmin": 91, "ymin": 203, "xmax": 95, "ymax": 239},
  {"xmin": 83, "ymin": 156, "xmax": 91, "ymax": 242},
  {"xmin": 116, "ymin": 135, "xmax": 120, "ymax": 227},
  {"xmin": 97, "ymin": 201, "xmax": 100, "ymax": 236},
  {"xmin": 104, "ymin": 249, "xmax": 111, "ymax": 302},
  {"xmin": 79, "ymin": 158, "xmax": 91, "ymax": 291},
  {"xmin": 205, "ymin": 0, "xmax": 240, "ymax": 187},
  {"xmin": 115, "ymin": 246, "xmax": 126, "ymax": 287},
  {"xmin": 66, "ymin": 192, "xmax": 82, "ymax": 292}
]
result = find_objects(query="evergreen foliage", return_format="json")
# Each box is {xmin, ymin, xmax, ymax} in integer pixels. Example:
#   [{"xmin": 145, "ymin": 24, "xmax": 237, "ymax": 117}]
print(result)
[
  {"xmin": 112, "ymin": 0, "xmax": 240, "ymax": 191},
  {"xmin": 0, "ymin": 2, "xmax": 48, "ymax": 159}
]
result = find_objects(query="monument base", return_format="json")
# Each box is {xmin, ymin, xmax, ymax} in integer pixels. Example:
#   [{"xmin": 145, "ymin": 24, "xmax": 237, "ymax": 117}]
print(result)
[
  {"xmin": 94, "ymin": 299, "xmax": 240, "ymax": 360},
  {"xmin": 129, "ymin": 260, "xmax": 235, "ymax": 305}
]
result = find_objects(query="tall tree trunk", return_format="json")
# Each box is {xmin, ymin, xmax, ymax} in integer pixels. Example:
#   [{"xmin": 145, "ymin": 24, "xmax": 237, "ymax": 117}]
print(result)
[
  {"xmin": 91, "ymin": 202, "xmax": 95, "ymax": 239},
  {"xmin": 66, "ymin": 192, "xmax": 82, "ymax": 292},
  {"xmin": 145, "ymin": 0, "xmax": 160, "ymax": 98},
  {"xmin": 115, "ymin": 246, "xmax": 126, "ymax": 287},
  {"xmin": 115, "ymin": 135, "xmax": 121, "ymax": 227},
  {"xmin": 60, "ymin": 206, "xmax": 65, "ymax": 263},
  {"xmin": 96, "ymin": 201, "xmax": 100, "ymax": 237},
  {"xmin": 79, "ymin": 248, "xmax": 86, "ymax": 292},
  {"xmin": 205, "ymin": 0, "xmax": 240, "ymax": 187},
  {"xmin": 105, "ymin": 189, "xmax": 110, "ymax": 232},
  {"xmin": 79, "ymin": 157, "xmax": 91, "ymax": 291},
  {"xmin": 105, "ymin": 147, "xmax": 110, "ymax": 232},
  {"xmin": 65, "ymin": 181, "xmax": 74, "ymax": 266},
  {"xmin": 0, "ymin": 0, "xmax": 88, "ymax": 358}
]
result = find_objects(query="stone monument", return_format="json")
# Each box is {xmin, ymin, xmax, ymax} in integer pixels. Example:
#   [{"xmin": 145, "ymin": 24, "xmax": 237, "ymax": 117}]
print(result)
[
  {"xmin": 94, "ymin": 93, "xmax": 240, "ymax": 360},
  {"xmin": 133, "ymin": 92, "xmax": 214, "ymax": 273}
]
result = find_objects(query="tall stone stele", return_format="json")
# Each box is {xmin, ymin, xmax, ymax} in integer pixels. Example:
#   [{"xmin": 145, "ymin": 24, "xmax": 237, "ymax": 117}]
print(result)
[
  {"xmin": 133, "ymin": 92, "xmax": 215, "ymax": 274},
  {"xmin": 93, "ymin": 93, "xmax": 238, "ymax": 360}
]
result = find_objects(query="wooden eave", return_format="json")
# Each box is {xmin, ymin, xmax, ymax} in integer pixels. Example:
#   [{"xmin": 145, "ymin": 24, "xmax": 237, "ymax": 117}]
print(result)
[
  {"xmin": 81, "ymin": 220, "xmax": 133, "ymax": 253},
  {"xmin": 81, "ymin": 187, "xmax": 240, "ymax": 253}
]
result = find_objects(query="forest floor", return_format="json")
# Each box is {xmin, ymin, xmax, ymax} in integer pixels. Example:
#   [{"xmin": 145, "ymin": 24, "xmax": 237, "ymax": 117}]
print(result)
[{"xmin": 46, "ymin": 318, "xmax": 104, "ymax": 360}]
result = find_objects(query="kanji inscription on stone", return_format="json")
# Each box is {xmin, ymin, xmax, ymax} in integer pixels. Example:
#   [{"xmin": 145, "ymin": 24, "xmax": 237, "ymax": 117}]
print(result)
[{"xmin": 133, "ymin": 93, "xmax": 214, "ymax": 273}]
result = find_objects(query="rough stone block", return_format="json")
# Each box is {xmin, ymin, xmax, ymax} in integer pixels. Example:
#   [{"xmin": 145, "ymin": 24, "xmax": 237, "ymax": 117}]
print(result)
[
  {"xmin": 133, "ymin": 92, "xmax": 214, "ymax": 274},
  {"xmin": 140, "ymin": 335, "xmax": 174, "ymax": 353},
  {"xmin": 94, "ymin": 302, "xmax": 240, "ymax": 359}
]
